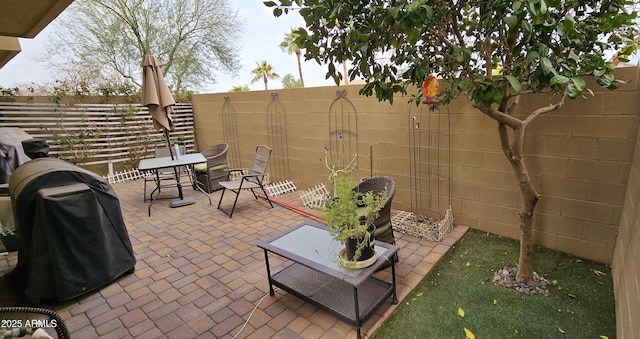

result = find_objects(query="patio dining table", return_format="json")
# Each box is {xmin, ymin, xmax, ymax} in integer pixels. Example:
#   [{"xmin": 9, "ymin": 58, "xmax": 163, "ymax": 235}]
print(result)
[{"xmin": 138, "ymin": 153, "xmax": 211, "ymax": 216}]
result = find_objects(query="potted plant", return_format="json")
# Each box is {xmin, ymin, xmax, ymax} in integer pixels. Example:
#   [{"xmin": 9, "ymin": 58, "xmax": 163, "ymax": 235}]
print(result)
[{"xmin": 321, "ymin": 171, "xmax": 387, "ymax": 267}]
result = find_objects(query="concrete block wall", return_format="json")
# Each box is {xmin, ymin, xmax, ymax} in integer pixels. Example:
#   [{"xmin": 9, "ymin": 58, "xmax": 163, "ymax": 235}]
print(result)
[
  {"xmin": 612, "ymin": 113, "xmax": 640, "ymax": 339},
  {"xmin": 193, "ymin": 67, "xmax": 640, "ymax": 337},
  {"xmin": 193, "ymin": 67, "xmax": 637, "ymax": 261}
]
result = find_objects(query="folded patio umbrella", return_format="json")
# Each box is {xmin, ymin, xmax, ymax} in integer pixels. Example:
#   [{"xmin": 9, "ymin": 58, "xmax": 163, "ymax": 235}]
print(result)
[
  {"xmin": 142, "ymin": 54, "xmax": 175, "ymax": 134},
  {"xmin": 140, "ymin": 54, "xmax": 193, "ymax": 207}
]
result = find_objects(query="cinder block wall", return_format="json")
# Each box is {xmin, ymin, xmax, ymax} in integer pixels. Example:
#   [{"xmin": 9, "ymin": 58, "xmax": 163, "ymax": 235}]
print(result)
[
  {"xmin": 193, "ymin": 67, "xmax": 640, "ymax": 337},
  {"xmin": 612, "ymin": 115, "xmax": 640, "ymax": 339}
]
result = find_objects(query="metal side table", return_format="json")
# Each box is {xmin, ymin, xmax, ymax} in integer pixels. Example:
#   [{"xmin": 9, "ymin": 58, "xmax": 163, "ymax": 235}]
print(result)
[{"xmin": 258, "ymin": 222, "xmax": 398, "ymax": 339}]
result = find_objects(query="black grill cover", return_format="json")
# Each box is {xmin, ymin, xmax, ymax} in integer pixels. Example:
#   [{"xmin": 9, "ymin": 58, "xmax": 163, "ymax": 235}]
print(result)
[{"xmin": 9, "ymin": 158, "xmax": 136, "ymax": 301}]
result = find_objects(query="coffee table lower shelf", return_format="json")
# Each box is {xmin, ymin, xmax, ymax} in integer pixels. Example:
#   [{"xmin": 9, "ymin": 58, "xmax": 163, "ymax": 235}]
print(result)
[{"xmin": 271, "ymin": 263, "xmax": 394, "ymax": 328}]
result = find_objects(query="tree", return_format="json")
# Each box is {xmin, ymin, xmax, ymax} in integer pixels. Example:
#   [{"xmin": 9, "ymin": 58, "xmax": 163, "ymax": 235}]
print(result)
[
  {"xmin": 251, "ymin": 60, "xmax": 280, "ymax": 90},
  {"xmin": 229, "ymin": 85, "xmax": 250, "ymax": 92},
  {"xmin": 267, "ymin": 0, "xmax": 639, "ymax": 283},
  {"xmin": 280, "ymin": 28, "xmax": 305, "ymax": 87},
  {"xmin": 48, "ymin": 0, "xmax": 243, "ymax": 93},
  {"xmin": 282, "ymin": 74, "xmax": 302, "ymax": 88}
]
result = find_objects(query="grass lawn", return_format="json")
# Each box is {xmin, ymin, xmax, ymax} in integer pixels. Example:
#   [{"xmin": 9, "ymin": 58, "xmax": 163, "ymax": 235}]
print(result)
[{"xmin": 373, "ymin": 229, "xmax": 616, "ymax": 339}]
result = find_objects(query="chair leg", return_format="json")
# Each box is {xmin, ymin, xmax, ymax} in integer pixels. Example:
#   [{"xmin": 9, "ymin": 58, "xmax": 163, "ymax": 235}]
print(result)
[
  {"xmin": 389, "ymin": 225, "xmax": 399, "ymax": 263},
  {"xmin": 256, "ymin": 182, "xmax": 274, "ymax": 209},
  {"xmin": 217, "ymin": 188, "xmax": 226, "ymax": 209},
  {"xmin": 217, "ymin": 187, "xmax": 241, "ymax": 218},
  {"xmin": 218, "ymin": 177, "xmax": 272, "ymax": 218},
  {"xmin": 143, "ymin": 176, "xmax": 156, "ymax": 202},
  {"xmin": 229, "ymin": 190, "xmax": 242, "ymax": 218}
]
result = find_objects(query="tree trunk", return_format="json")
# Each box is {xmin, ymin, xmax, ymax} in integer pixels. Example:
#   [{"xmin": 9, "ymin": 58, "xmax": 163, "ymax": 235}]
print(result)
[
  {"xmin": 513, "ymin": 158, "xmax": 539, "ymax": 283},
  {"xmin": 485, "ymin": 92, "xmax": 564, "ymax": 284},
  {"xmin": 499, "ymin": 123, "xmax": 540, "ymax": 283},
  {"xmin": 296, "ymin": 48, "xmax": 304, "ymax": 87},
  {"xmin": 263, "ymin": 75, "xmax": 268, "ymax": 90}
]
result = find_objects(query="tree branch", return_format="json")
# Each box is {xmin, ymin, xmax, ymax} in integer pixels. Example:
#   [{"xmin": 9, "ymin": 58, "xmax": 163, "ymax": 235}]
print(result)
[
  {"xmin": 449, "ymin": 8, "xmax": 465, "ymax": 48},
  {"xmin": 484, "ymin": 37, "xmax": 492, "ymax": 77},
  {"xmin": 475, "ymin": 103, "xmax": 523, "ymax": 129},
  {"xmin": 523, "ymin": 87, "xmax": 567, "ymax": 126},
  {"xmin": 498, "ymin": 122, "xmax": 513, "ymax": 159}
]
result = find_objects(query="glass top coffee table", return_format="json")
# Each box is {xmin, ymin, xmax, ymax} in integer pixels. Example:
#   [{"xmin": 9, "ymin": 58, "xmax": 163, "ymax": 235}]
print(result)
[{"xmin": 258, "ymin": 222, "xmax": 398, "ymax": 339}]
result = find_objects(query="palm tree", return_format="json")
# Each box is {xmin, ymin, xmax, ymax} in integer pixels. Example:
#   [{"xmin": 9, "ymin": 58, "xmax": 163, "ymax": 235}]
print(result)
[
  {"xmin": 280, "ymin": 29, "xmax": 305, "ymax": 87},
  {"xmin": 251, "ymin": 61, "xmax": 280, "ymax": 90}
]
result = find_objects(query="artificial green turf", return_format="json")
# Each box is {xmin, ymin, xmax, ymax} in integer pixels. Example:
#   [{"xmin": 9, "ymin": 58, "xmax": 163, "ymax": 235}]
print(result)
[{"xmin": 372, "ymin": 229, "xmax": 616, "ymax": 339}]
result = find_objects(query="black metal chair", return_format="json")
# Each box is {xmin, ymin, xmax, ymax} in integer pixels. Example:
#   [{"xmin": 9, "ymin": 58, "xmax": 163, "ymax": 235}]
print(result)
[{"xmin": 217, "ymin": 145, "xmax": 274, "ymax": 218}]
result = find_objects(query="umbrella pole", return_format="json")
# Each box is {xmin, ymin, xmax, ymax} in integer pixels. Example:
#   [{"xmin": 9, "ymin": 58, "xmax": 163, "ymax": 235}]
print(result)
[
  {"xmin": 164, "ymin": 129, "xmax": 175, "ymax": 160},
  {"xmin": 163, "ymin": 128, "xmax": 195, "ymax": 207}
]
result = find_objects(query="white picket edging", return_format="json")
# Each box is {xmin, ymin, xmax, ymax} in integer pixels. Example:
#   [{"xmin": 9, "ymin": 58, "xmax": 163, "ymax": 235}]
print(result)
[
  {"xmin": 104, "ymin": 168, "xmax": 144, "ymax": 184},
  {"xmin": 264, "ymin": 180, "xmax": 297, "ymax": 197},
  {"xmin": 299, "ymin": 183, "xmax": 330, "ymax": 210}
]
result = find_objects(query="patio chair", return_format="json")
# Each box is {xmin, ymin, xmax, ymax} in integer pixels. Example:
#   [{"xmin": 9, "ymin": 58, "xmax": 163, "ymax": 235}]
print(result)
[
  {"xmin": 217, "ymin": 145, "xmax": 274, "ymax": 218},
  {"xmin": 353, "ymin": 176, "xmax": 397, "ymax": 246},
  {"xmin": 194, "ymin": 143, "xmax": 228, "ymax": 193},
  {"xmin": 142, "ymin": 145, "xmax": 190, "ymax": 201}
]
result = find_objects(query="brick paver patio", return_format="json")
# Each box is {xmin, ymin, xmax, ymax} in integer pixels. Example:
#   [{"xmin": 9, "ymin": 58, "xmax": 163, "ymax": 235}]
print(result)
[{"xmin": 0, "ymin": 178, "xmax": 468, "ymax": 338}]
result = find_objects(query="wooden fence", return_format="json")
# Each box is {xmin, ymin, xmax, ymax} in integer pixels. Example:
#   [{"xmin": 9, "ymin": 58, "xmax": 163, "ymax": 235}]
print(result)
[{"xmin": 0, "ymin": 101, "xmax": 196, "ymax": 174}]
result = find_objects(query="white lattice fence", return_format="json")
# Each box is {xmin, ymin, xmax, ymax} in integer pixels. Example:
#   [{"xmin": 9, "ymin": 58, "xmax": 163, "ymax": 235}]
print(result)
[
  {"xmin": 264, "ymin": 180, "xmax": 297, "ymax": 197},
  {"xmin": 104, "ymin": 168, "xmax": 144, "ymax": 184},
  {"xmin": 299, "ymin": 183, "xmax": 330, "ymax": 210}
]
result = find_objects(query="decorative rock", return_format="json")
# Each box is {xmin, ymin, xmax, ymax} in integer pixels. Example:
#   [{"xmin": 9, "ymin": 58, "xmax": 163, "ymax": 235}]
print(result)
[{"xmin": 492, "ymin": 266, "xmax": 550, "ymax": 296}]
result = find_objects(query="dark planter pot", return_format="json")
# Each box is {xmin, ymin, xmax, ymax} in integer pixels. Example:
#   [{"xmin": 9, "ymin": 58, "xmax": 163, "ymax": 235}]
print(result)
[{"xmin": 345, "ymin": 224, "xmax": 376, "ymax": 261}]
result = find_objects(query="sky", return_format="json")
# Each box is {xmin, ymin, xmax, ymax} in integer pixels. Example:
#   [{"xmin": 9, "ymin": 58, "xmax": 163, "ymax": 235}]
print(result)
[{"xmin": 0, "ymin": 0, "xmax": 338, "ymax": 93}]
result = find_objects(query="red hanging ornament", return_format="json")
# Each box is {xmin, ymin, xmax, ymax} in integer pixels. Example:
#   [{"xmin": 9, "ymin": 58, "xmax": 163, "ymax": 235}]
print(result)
[{"xmin": 421, "ymin": 74, "xmax": 439, "ymax": 105}]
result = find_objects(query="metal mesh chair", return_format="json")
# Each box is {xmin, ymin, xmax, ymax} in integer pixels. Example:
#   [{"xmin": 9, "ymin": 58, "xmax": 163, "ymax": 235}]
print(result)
[{"xmin": 217, "ymin": 145, "xmax": 274, "ymax": 218}]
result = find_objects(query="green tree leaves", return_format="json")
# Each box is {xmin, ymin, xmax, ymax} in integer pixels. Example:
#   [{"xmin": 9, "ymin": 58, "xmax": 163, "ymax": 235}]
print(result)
[
  {"xmin": 251, "ymin": 60, "xmax": 280, "ymax": 90},
  {"xmin": 267, "ymin": 0, "xmax": 638, "ymax": 106}
]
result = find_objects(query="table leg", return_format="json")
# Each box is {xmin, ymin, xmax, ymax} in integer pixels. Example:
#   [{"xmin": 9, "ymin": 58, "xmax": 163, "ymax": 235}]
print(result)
[
  {"xmin": 263, "ymin": 249, "xmax": 275, "ymax": 296},
  {"xmin": 353, "ymin": 286, "xmax": 361, "ymax": 339},
  {"xmin": 147, "ymin": 170, "xmax": 161, "ymax": 217}
]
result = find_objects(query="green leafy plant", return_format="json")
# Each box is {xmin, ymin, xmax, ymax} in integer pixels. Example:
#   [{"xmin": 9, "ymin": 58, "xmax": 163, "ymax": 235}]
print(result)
[{"xmin": 321, "ymin": 171, "xmax": 386, "ymax": 263}]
